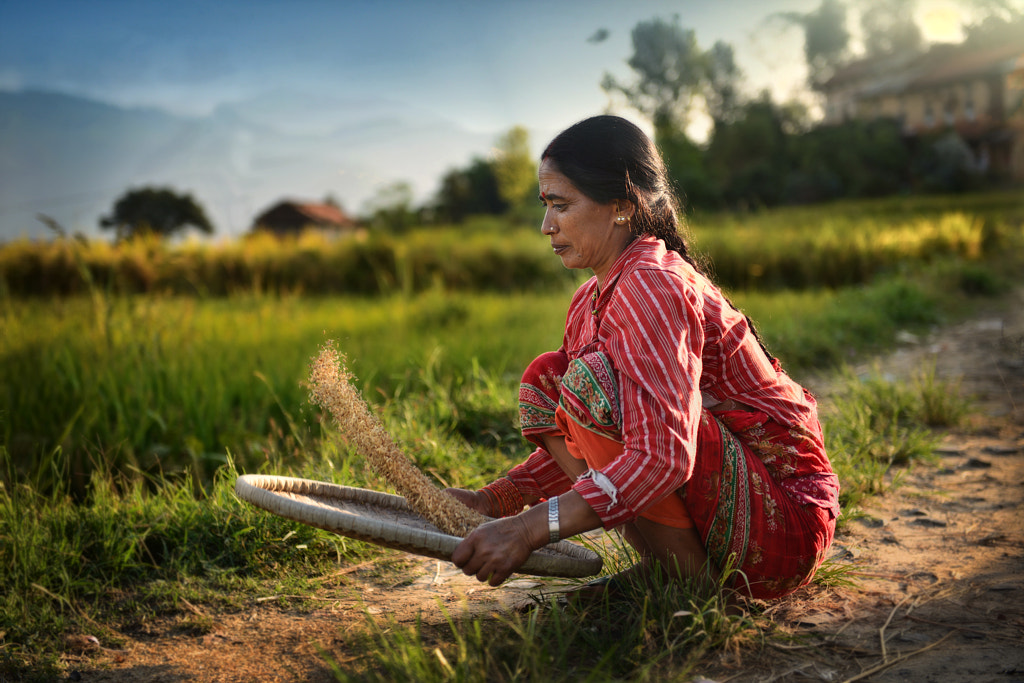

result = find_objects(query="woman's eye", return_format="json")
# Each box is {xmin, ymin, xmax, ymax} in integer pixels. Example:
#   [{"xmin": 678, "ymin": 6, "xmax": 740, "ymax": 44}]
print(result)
[{"xmin": 553, "ymin": 204, "xmax": 567, "ymax": 212}]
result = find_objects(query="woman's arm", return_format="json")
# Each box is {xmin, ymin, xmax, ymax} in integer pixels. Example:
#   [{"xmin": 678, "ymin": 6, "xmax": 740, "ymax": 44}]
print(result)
[
  {"xmin": 451, "ymin": 490, "xmax": 601, "ymax": 586},
  {"xmin": 445, "ymin": 431, "xmax": 585, "ymax": 517}
]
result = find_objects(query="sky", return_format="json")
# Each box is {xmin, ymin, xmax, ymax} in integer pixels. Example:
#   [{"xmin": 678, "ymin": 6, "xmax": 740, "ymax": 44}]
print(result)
[
  {"xmin": 0, "ymin": 0, "xmax": 975, "ymax": 238},
  {"xmin": 0, "ymin": 0, "xmax": 827, "ymax": 129}
]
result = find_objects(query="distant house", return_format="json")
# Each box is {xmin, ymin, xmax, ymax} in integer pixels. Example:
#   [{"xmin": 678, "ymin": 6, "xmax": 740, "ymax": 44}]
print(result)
[
  {"xmin": 250, "ymin": 200, "xmax": 357, "ymax": 236},
  {"xmin": 820, "ymin": 40, "xmax": 1024, "ymax": 180}
]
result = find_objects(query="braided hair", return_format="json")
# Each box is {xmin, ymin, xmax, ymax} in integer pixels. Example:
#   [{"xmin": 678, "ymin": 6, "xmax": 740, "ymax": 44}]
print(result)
[{"xmin": 541, "ymin": 115, "xmax": 776, "ymax": 363}]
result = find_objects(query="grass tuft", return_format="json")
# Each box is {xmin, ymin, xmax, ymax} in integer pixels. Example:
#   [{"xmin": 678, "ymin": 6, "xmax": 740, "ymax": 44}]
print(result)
[{"xmin": 824, "ymin": 362, "xmax": 971, "ymax": 518}]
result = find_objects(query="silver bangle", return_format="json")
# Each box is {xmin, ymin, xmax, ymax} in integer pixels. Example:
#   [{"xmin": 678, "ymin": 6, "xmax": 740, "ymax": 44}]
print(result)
[{"xmin": 547, "ymin": 496, "xmax": 560, "ymax": 544}]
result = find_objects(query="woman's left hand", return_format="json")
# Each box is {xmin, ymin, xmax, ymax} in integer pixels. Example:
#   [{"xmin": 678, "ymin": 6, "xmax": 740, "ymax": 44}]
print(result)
[{"xmin": 451, "ymin": 515, "xmax": 539, "ymax": 586}]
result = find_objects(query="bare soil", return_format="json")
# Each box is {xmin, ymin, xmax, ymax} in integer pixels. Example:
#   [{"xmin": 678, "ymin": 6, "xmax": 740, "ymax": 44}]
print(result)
[{"xmin": 63, "ymin": 289, "xmax": 1024, "ymax": 683}]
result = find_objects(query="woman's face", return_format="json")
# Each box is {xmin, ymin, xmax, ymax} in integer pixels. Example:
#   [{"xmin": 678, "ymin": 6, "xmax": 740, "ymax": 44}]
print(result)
[{"xmin": 538, "ymin": 158, "xmax": 634, "ymax": 287}]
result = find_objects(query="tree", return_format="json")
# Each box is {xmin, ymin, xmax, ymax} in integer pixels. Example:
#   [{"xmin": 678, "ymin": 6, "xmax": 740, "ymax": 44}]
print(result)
[
  {"xmin": 787, "ymin": 118, "xmax": 910, "ymax": 201},
  {"xmin": 773, "ymin": 0, "xmax": 851, "ymax": 90},
  {"xmin": 657, "ymin": 125, "xmax": 718, "ymax": 209},
  {"xmin": 362, "ymin": 181, "xmax": 417, "ymax": 233},
  {"xmin": 703, "ymin": 41, "xmax": 743, "ymax": 125},
  {"xmin": 432, "ymin": 158, "xmax": 507, "ymax": 223},
  {"xmin": 602, "ymin": 18, "xmax": 751, "ymax": 209},
  {"xmin": 491, "ymin": 126, "xmax": 537, "ymax": 214},
  {"xmin": 100, "ymin": 187, "xmax": 214, "ymax": 241},
  {"xmin": 859, "ymin": 0, "xmax": 924, "ymax": 58},
  {"xmin": 602, "ymin": 16, "xmax": 741, "ymax": 131},
  {"xmin": 704, "ymin": 95, "xmax": 791, "ymax": 208},
  {"xmin": 959, "ymin": 0, "xmax": 1024, "ymax": 44}
]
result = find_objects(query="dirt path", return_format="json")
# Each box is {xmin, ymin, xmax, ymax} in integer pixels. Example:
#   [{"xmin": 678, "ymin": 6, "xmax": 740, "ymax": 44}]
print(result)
[
  {"xmin": 67, "ymin": 290, "xmax": 1024, "ymax": 683},
  {"xmin": 728, "ymin": 426, "xmax": 1024, "ymax": 682}
]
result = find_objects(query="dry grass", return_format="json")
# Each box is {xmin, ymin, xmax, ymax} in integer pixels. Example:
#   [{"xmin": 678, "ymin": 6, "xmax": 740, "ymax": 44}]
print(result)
[{"xmin": 307, "ymin": 341, "xmax": 487, "ymax": 537}]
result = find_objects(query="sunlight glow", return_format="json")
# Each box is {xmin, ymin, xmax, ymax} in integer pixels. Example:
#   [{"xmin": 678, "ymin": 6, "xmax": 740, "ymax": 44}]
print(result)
[{"xmin": 918, "ymin": 1, "xmax": 964, "ymax": 43}]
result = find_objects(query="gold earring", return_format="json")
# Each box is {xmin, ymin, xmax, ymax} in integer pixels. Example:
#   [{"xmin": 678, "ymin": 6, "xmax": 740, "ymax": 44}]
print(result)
[{"xmin": 616, "ymin": 216, "xmax": 626, "ymax": 224}]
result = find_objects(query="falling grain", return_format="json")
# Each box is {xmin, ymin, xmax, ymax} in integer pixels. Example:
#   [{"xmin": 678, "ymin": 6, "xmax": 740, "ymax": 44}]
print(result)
[{"xmin": 308, "ymin": 342, "xmax": 487, "ymax": 537}]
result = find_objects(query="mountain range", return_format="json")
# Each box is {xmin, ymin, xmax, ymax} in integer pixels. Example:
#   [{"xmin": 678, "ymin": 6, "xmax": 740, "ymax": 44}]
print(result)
[{"xmin": 0, "ymin": 89, "xmax": 496, "ymax": 242}]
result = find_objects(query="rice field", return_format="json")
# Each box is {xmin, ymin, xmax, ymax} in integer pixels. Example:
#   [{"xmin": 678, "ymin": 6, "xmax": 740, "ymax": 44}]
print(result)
[{"xmin": 2, "ymin": 190, "xmax": 1020, "ymax": 297}]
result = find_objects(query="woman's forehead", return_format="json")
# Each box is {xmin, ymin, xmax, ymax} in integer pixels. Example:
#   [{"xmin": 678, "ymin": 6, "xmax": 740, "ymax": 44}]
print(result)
[
  {"xmin": 538, "ymin": 159, "xmax": 570, "ymax": 187},
  {"xmin": 538, "ymin": 173, "xmax": 576, "ymax": 201}
]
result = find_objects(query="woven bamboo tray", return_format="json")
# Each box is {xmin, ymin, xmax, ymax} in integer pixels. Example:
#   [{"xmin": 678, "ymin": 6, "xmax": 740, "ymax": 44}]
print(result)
[{"xmin": 235, "ymin": 474, "xmax": 603, "ymax": 578}]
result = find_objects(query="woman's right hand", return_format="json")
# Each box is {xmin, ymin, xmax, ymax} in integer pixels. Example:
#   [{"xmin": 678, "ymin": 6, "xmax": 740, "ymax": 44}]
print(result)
[{"xmin": 444, "ymin": 488, "xmax": 493, "ymax": 516}]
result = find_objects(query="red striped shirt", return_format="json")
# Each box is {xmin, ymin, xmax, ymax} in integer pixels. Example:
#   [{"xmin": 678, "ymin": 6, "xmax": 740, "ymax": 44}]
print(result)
[{"xmin": 508, "ymin": 237, "xmax": 834, "ymax": 529}]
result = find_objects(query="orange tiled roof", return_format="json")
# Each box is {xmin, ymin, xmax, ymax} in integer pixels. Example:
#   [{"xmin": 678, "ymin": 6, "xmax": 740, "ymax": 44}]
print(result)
[{"xmin": 292, "ymin": 202, "xmax": 353, "ymax": 226}]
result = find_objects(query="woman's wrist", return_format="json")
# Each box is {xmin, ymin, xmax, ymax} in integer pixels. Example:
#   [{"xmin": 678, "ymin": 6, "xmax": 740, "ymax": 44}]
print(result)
[
  {"xmin": 514, "ymin": 501, "xmax": 557, "ymax": 552},
  {"xmin": 479, "ymin": 477, "xmax": 525, "ymax": 517},
  {"xmin": 540, "ymin": 490, "xmax": 603, "ymax": 544}
]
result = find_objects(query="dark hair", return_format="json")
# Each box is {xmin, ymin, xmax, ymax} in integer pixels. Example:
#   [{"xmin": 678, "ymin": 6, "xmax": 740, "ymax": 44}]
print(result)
[
  {"xmin": 543, "ymin": 115, "xmax": 776, "ymax": 363},
  {"xmin": 541, "ymin": 115, "xmax": 695, "ymax": 266}
]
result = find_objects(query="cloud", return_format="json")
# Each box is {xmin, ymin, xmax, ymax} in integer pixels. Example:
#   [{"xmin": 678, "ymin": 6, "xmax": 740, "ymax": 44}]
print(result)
[{"xmin": 0, "ymin": 68, "xmax": 22, "ymax": 91}]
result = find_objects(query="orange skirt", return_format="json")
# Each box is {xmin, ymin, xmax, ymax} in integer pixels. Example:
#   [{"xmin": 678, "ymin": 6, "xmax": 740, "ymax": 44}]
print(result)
[{"xmin": 554, "ymin": 403, "xmax": 693, "ymax": 528}]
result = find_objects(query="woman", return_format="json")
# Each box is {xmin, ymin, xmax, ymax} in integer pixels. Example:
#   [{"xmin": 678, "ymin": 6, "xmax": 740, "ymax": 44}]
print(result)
[{"xmin": 448, "ymin": 115, "xmax": 839, "ymax": 601}]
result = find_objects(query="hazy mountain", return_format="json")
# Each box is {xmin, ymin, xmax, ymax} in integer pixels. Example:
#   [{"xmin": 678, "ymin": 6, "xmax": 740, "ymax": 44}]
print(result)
[{"xmin": 0, "ymin": 89, "xmax": 493, "ymax": 241}]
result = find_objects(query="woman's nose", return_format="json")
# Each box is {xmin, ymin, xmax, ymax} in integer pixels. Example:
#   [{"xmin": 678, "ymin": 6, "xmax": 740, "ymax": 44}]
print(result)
[{"xmin": 541, "ymin": 219, "xmax": 556, "ymax": 235}]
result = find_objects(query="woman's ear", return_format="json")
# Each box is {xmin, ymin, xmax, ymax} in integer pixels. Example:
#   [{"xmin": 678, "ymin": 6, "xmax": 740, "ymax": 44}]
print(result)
[{"xmin": 614, "ymin": 200, "xmax": 636, "ymax": 221}]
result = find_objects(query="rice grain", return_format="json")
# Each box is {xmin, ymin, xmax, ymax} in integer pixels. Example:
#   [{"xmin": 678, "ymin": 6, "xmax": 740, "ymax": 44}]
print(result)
[{"xmin": 308, "ymin": 342, "xmax": 487, "ymax": 537}]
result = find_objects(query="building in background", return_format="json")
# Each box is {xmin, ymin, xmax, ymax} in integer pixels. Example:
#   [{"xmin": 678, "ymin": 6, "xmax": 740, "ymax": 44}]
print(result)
[
  {"xmin": 250, "ymin": 200, "xmax": 358, "ymax": 236},
  {"xmin": 821, "ymin": 41, "xmax": 1024, "ymax": 181}
]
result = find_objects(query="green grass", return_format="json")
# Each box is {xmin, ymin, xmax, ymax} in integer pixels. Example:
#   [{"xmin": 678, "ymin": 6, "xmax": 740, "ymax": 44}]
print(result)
[
  {"xmin": 0, "ymin": 455, "xmax": 365, "ymax": 678},
  {"xmin": 734, "ymin": 278, "xmax": 942, "ymax": 369},
  {"xmin": 823, "ymin": 362, "xmax": 970, "ymax": 518},
  {"xmin": 0, "ymin": 288, "xmax": 569, "ymax": 494}
]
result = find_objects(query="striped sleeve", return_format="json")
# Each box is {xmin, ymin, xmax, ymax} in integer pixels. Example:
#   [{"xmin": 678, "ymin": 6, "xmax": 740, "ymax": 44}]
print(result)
[{"xmin": 506, "ymin": 447, "xmax": 574, "ymax": 501}]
